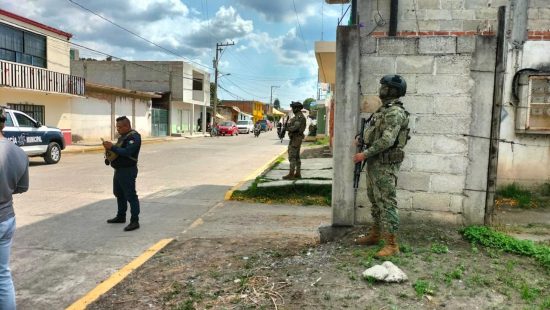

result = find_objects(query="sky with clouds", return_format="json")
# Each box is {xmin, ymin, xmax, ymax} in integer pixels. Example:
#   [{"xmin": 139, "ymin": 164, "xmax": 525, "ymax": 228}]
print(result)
[{"xmin": 1, "ymin": 0, "xmax": 345, "ymax": 109}]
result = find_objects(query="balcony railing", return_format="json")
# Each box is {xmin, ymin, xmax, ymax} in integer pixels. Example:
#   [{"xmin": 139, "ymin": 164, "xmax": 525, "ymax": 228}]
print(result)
[{"xmin": 0, "ymin": 59, "xmax": 85, "ymax": 96}]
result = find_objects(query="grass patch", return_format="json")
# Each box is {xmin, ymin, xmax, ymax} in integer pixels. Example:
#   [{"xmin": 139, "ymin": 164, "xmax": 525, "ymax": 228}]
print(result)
[
  {"xmin": 496, "ymin": 182, "xmax": 550, "ymax": 209},
  {"xmin": 314, "ymin": 136, "xmax": 329, "ymax": 146},
  {"xmin": 412, "ymin": 279, "xmax": 435, "ymax": 298},
  {"xmin": 232, "ymin": 182, "xmax": 331, "ymax": 206},
  {"xmin": 461, "ymin": 225, "xmax": 550, "ymax": 270}
]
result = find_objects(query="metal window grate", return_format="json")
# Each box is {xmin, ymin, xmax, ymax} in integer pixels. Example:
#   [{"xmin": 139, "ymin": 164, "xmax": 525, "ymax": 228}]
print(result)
[{"xmin": 8, "ymin": 103, "xmax": 45, "ymax": 124}]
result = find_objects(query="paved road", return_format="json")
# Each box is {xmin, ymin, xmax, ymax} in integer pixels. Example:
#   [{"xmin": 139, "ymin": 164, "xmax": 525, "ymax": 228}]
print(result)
[{"xmin": 11, "ymin": 130, "xmax": 286, "ymax": 309}]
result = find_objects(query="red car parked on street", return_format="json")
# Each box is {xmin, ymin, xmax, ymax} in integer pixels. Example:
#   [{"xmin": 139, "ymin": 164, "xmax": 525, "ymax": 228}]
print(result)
[{"xmin": 217, "ymin": 121, "xmax": 239, "ymax": 136}]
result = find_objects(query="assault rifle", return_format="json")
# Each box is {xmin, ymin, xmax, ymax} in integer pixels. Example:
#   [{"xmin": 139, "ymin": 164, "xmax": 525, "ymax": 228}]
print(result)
[{"xmin": 353, "ymin": 114, "xmax": 374, "ymax": 206}]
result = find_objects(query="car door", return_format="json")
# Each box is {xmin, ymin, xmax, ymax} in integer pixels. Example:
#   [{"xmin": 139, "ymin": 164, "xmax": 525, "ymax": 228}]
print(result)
[
  {"xmin": 12, "ymin": 111, "xmax": 47, "ymax": 156},
  {"xmin": 2, "ymin": 111, "xmax": 21, "ymax": 146}
]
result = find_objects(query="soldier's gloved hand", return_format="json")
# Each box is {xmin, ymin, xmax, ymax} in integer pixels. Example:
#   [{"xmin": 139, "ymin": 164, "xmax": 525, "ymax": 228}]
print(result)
[
  {"xmin": 353, "ymin": 152, "xmax": 366, "ymax": 163},
  {"xmin": 104, "ymin": 159, "xmax": 110, "ymax": 166}
]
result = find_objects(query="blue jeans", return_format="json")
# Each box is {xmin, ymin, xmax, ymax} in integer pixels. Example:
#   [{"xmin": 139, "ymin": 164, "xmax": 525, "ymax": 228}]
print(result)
[
  {"xmin": 0, "ymin": 217, "xmax": 16, "ymax": 310},
  {"xmin": 113, "ymin": 166, "xmax": 140, "ymax": 223}
]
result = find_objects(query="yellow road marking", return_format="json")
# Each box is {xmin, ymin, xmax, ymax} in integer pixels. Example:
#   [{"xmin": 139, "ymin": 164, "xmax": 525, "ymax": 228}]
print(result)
[
  {"xmin": 66, "ymin": 238, "xmax": 173, "ymax": 310},
  {"xmin": 224, "ymin": 149, "xmax": 287, "ymax": 200}
]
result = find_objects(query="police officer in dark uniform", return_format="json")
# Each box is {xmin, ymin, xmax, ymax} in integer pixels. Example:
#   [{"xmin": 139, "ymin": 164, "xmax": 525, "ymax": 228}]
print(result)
[{"xmin": 102, "ymin": 116, "xmax": 142, "ymax": 231}]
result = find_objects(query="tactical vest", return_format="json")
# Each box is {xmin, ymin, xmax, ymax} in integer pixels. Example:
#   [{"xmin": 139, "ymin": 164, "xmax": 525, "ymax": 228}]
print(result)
[
  {"xmin": 105, "ymin": 130, "xmax": 138, "ymax": 164},
  {"xmin": 368, "ymin": 101, "xmax": 410, "ymax": 164}
]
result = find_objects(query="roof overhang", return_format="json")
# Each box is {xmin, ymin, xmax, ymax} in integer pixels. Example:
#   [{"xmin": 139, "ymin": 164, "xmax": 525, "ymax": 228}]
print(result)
[
  {"xmin": 0, "ymin": 9, "xmax": 73, "ymax": 39},
  {"xmin": 86, "ymin": 82, "xmax": 161, "ymax": 99},
  {"xmin": 315, "ymin": 41, "xmax": 336, "ymax": 85}
]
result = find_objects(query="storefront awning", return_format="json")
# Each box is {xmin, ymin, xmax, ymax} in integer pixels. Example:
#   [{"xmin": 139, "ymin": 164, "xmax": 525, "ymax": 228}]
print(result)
[{"xmin": 272, "ymin": 108, "xmax": 286, "ymax": 116}]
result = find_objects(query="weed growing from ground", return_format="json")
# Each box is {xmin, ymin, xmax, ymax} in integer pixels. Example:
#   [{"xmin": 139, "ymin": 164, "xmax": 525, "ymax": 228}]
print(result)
[
  {"xmin": 431, "ymin": 243, "xmax": 449, "ymax": 254},
  {"xmin": 412, "ymin": 279, "xmax": 435, "ymax": 298},
  {"xmin": 461, "ymin": 226, "xmax": 550, "ymax": 270}
]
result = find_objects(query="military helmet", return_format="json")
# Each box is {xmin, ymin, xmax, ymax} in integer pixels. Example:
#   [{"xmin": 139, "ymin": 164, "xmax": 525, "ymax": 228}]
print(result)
[
  {"xmin": 380, "ymin": 75, "xmax": 407, "ymax": 97},
  {"xmin": 290, "ymin": 101, "xmax": 303, "ymax": 109}
]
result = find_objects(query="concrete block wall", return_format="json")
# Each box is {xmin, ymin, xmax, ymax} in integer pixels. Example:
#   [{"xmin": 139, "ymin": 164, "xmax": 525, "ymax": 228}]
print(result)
[
  {"xmin": 360, "ymin": 1, "xmax": 550, "ymax": 38},
  {"xmin": 356, "ymin": 35, "xmax": 479, "ymax": 225}
]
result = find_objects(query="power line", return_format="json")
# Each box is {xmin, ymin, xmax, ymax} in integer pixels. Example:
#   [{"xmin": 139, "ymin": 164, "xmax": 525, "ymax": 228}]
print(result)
[
  {"xmin": 223, "ymin": 77, "xmax": 269, "ymax": 99},
  {"xmin": 291, "ymin": 0, "xmax": 309, "ymax": 54},
  {"xmin": 66, "ymin": 0, "xmax": 212, "ymax": 71}
]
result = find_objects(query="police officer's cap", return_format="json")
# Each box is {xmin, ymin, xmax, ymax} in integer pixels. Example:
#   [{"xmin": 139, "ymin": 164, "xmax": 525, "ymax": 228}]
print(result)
[
  {"xmin": 290, "ymin": 101, "xmax": 303, "ymax": 108},
  {"xmin": 380, "ymin": 75, "xmax": 407, "ymax": 97}
]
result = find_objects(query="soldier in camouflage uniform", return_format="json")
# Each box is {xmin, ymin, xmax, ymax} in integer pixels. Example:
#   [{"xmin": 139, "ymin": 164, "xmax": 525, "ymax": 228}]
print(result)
[
  {"xmin": 283, "ymin": 101, "xmax": 307, "ymax": 180},
  {"xmin": 353, "ymin": 75, "xmax": 410, "ymax": 257}
]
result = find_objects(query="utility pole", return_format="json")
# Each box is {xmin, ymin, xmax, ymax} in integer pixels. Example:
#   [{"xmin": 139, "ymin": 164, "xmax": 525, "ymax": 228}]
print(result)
[
  {"xmin": 213, "ymin": 41, "xmax": 234, "ymax": 124},
  {"xmin": 270, "ymin": 85, "xmax": 279, "ymax": 113}
]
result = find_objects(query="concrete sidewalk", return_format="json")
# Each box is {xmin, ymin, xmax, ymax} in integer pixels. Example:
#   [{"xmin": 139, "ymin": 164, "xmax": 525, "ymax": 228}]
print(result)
[{"xmin": 63, "ymin": 133, "xmax": 209, "ymax": 154}]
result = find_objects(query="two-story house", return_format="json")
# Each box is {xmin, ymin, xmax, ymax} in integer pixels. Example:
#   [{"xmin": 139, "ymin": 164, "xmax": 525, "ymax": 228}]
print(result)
[
  {"xmin": 71, "ymin": 60, "xmax": 211, "ymax": 137},
  {"xmin": 0, "ymin": 9, "xmax": 84, "ymax": 132},
  {"xmin": 220, "ymin": 100, "xmax": 265, "ymax": 124}
]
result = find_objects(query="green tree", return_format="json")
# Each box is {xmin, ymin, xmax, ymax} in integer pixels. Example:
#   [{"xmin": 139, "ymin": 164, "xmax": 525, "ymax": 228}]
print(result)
[
  {"xmin": 273, "ymin": 98, "xmax": 281, "ymax": 109},
  {"xmin": 303, "ymin": 98, "xmax": 315, "ymax": 111}
]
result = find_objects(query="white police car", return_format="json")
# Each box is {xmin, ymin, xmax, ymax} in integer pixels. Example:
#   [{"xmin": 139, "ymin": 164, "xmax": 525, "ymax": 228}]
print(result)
[{"xmin": 2, "ymin": 108, "xmax": 66, "ymax": 164}]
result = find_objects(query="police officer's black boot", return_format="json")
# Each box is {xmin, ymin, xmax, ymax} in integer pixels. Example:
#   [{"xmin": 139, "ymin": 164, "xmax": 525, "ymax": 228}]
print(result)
[
  {"xmin": 124, "ymin": 221, "xmax": 140, "ymax": 231},
  {"xmin": 107, "ymin": 216, "xmax": 126, "ymax": 223}
]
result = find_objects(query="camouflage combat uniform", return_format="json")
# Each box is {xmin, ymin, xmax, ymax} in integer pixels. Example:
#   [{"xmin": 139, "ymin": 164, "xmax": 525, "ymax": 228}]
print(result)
[
  {"xmin": 286, "ymin": 111, "xmax": 307, "ymax": 174},
  {"xmin": 363, "ymin": 98, "xmax": 410, "ymax": 234}
]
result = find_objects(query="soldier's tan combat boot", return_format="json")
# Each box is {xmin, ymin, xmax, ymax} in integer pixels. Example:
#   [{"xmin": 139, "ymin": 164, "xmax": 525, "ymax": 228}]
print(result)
[
  {"xmin": 282, "ymin": 169, "xmax": 295, "ymax": 180},
  {"xmin": 375, "ymin": 233, "xmax": 400, "ymax": 257},
  {"xmin": 355, "ymin": 225, "xmax": 380, "ymax": 245},
  {"xmin": 294, "ymin": 168, "xmax": 302, "ymax": 179}
]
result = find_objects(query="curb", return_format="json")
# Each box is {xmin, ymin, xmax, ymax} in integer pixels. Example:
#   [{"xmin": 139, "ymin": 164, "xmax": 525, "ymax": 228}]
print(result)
[
  {"xmin": 224, "ymin": 148, "xmax": 287, "ymax": 201},
  {"xmin": 66, "ymin": 238, "xmax": 174, "ymax": 310},
  {"xmin": 63, "ymin": 135, "xmax": 208, "ymax": 154}
]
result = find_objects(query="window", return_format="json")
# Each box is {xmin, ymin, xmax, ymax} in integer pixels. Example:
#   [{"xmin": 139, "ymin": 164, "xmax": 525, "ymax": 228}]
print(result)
[
  {"xmin": 13, "ymin": 112, "xmax": 36, "ymax": 127},
  {"xmin": 0, "ymin": 23, "xmax": 46, "ymax": 68},
  {"xmin": 8, "ymin": 103, "xmax": 45, "ymax": 124},
  {"xmin": 4, "ymin": 112, "xmax": 14, "ymax": 127},
  {"xmin": 193, "ymin": 78, "xmax": 203, "ymax": 91}
]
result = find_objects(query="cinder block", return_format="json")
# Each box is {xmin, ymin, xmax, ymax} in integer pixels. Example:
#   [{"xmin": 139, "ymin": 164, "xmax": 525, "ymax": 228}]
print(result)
[
  {"xmin": 378, "ymin": 37, "xmax": 418, "ymax": 55},
  {"xmin": 360, "ymin": 35, "xmax": 378, "ymax": 55},
  {"xmin": 404, "ymin": 135, "xmax": 433, "ymax": 153},
  {"xmin": 416, "ymin": 75, "xmax": 472, "ymax": 95},
  {"xmin": 439, "ymin": 20, "xmax": 464, "ymax": 31},
  {"xmin": 403, "ymin": 95, "xmax": 435, "ymax": 114},
  {"xmin": 418, "ymin": 37, "xmax": 457, "ymax": 54},
  {"xmin": 443, "ymin": 0, "xmax": 467, "ymax": 10},
  {"xmin": 400, "ymin": 210, "xmax": 463, "ymax": 225},
  {"xmin": 426, "ymin": 9, "xmax": 452, "ymax": 20},
  {"xmin": 463, "ymin": 20, "xmax": 488, "ymax": 32},
  {"xmin": 531, "ymin": 0, "xmax": 550, "ymax": 7},
  {"xmin": 432, "ymin": 135, "xmax": 469, "ymax": 154},
  {"xmin": 434, "ymin": 95, "xmax": 471, "ymax": 115},
  {"xmin": 359, "ymin": 74, "xmax": 381, "ymax": 94},
  {"xmin": 362, "ymin": 56, "xmax": 396, "ymax": 74},
  {"xmin": 417, "ymin": 0, "xmax": 440, "ymax": 9},
  {"xmin": 398, "ymin": 74, "xmax": 417, "ymax": 94},
  {"xmin": 464, "ymin": 0, "xmax": 490, "ymax": 9},
  {"xmin": 413, "ymin": 154, "xmax": 468, "ymax": 174},
  {"xmin": 475, "ymin": 8, "xmax": 498, "ymax": 19},
  {"xmin": 397, "ymin": 171, "xmax": 431, "ymax": 191},
  {"xmin": 412, "ymin": 192, "xmax": 452, "ymax": 212},
  {"xmin": 418, "ymin": 20, "xmax": 442, "ymax": 32},
  {"xmin": 396, "ymin": 56, "xmax": 434, "ymax": 74},
  {"xmin": 527, "ymin": 8, "xmax": 539, "ymax": 20},
  {"xmin": 457, "ymin": 36, "xmax": 476, "ymax": 54},
  {"xmin": 450, "ymin": 195, "xmax": 464, "ymax": 214},
  {"xmin": 431, "ymin": 174, "xmax": 465, "ymax": 194},
  {"xmin": 538, "ymin": 8, "xmax": 550, "ymax": 19},
  {"xmin": 414, "ymin": 116, "xmax": 470, "ymax": 134},
  {"xmin": 435, "ymin": 55, "xmax": 472, "ymax": 75},
  {"xmin": 451, "ymin": 9, "xmax": 476, "ymax": 20},
  {"xmin": 397, "ymin": 190, "xmax": 413, "ymax": 209},
  {"xmin": 400, "ymin": 155, "xmax": 414, "ymax": 171}
]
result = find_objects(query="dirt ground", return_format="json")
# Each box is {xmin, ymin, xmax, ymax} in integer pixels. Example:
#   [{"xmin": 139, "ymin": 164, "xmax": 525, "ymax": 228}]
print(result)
[
  {"xmin": 90, "ymin": 143, "xmax": 550, "ymax": 310},
  {"xmin": 90, "ymin": 223, "xmax": 549, "ymax": 310}
]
